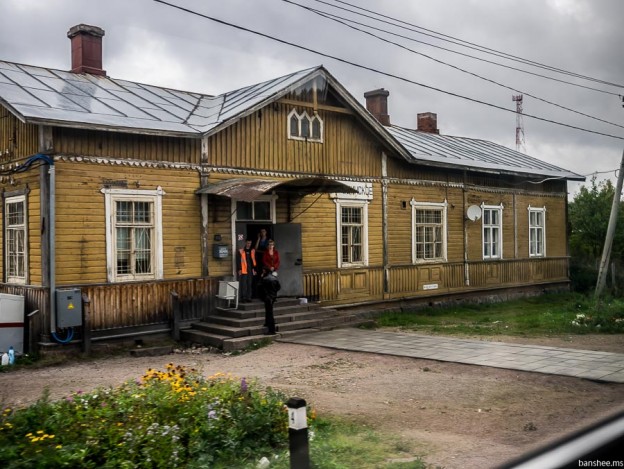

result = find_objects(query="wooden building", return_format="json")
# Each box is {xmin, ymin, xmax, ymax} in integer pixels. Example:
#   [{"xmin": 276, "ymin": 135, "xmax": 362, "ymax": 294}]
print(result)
[{"xmin": 0, "ymin": 25, "xmax": 583, "ymax": 347}]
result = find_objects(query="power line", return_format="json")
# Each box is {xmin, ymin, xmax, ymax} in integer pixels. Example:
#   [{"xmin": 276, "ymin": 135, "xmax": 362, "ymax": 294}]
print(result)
[
  {"xmin": 318, "ymin": 0, "xmax": 624, "ymax": 90},
  {"xmin": 295, "ymin": 0, "xmax": 621, "ymax": 97},
  {"xmin": 282, "ymin": 0, "xmax": 624, "ymax": 130},
  {"xmin": 152, "ymin": 0, "xmax": 624, "ymax": 141}
]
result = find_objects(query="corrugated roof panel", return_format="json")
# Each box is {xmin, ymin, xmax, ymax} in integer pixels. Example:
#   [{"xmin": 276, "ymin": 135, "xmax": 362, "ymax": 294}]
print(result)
[
  {"xmin": 1, "ymin": 68, "xmax": 50, "ymax": 89},
  {"xmin": 124, "ymin": 85, "xmax": 172, "ymax": 105},
  {"xmin": 388, "ymin": 126, "xmax": 583, "ymax": 180},
  {"xmin": 83, "ymin": 74, "xmax": 128, "ymax": 92},
  {"xmin": 0, "ymin": 82, "xmax": 48, "ymax": 107},
  {"xmin": 61, "ymin": 78, "xmax": 118, "ymax": 99},
  {"xmin": 98, "ymin": 97, "xmax": 160, "ymax": 119},
  {"xmin": 108, "ymin": 89, "xmax": 158, "ymax": 109},
  {"xmin": 37, "ymin": 76, "xmax": 88, "ymax": 95},
  {"xmin": 18, "ymin": 65, "xmax": 58, "ymax": 78},
  {"xmin": 159, "ymin": 103, "xmax": 192, "ymax": 120},
  {"xmin": 0, "ymin": 71, "xmax": 13, "ymax": 84},
  {"xmin": 17, "ymin": 104, "xmax": 195, "ymax": 133},
  {"xmin": 136, "ymin": 106, "xmax": 182, "ymax": 122},
  {"xmin": 26, "ymin": 88, "xmax": 89, "ymax": 111}
]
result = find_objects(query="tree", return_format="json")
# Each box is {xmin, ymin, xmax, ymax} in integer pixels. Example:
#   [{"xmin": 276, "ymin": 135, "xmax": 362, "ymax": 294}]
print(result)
[{"xmin": 569, "ymin": 177, "xmax": 624, "ymax": 259}]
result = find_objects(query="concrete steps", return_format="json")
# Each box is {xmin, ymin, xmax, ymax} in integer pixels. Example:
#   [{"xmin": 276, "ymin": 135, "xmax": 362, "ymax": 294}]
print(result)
[{"xmin": 180, "ymin": 298, "xmax": 373, "ymax": 351}]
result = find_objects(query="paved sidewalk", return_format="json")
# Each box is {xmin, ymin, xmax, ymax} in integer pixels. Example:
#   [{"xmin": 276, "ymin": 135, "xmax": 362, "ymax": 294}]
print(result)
[{"xmin": 280, "ymin": 328, "xmax": 624, "ymax": 383}]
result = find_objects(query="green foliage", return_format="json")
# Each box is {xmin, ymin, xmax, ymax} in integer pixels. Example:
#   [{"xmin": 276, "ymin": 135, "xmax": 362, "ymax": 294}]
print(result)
[
  {"xmin": 569, "ymin": 177, "xmax": 624, "ymax": 259},
  {"xmin": 0, "ymin": 365, "xmax": 289, "ymax": 468},
  {"xmin": 373, "ymin": 293, "xmax": 624, "ymax": 336}
]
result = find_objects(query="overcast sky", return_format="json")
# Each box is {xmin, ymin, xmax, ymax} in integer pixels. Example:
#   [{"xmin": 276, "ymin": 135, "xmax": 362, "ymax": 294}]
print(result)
[{"xmin": 1, "ymin": 0, "xmax": 623, "ymax": 197}]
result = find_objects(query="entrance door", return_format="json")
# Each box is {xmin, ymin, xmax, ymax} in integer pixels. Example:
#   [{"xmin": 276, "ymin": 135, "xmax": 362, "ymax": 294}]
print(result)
[{"xmin": 272, "ymin": 223, "xmax": 303, "ymax": 297}]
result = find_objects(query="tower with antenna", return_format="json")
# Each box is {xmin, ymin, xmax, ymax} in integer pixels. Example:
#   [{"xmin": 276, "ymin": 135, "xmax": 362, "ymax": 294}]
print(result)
[{"xmin": 512, "ymin": 94, "xmax": 526, "ymax": 152}]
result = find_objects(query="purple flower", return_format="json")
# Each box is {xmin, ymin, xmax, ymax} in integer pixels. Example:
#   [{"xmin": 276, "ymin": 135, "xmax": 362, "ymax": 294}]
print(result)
[
  {"xmin": 241, "ymin": 377, "xmax": 248, "ymax": 393},
  {"xmin": 65, "ymin": 396, "xmax": 74, "ymax": 403},
  {"xmin": 208, "ymin": 410, "xmax": 217, "ymax": 419}
]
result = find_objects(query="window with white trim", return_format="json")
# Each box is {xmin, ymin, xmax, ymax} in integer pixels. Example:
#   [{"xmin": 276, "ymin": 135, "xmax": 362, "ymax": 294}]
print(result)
[
  {"xmin": 287, "ymin": 108, "xmax": 323, "ymax": 142},
  {"xmin": 528, "ymin": 206, "xmax": 546, "ymax": 257},
  {"xmin": 4, "ymin": 195, "xmax": 27, "ymax": 284},
  {"xmin": 482, "ymin": 204, "xmax": 503, "ymax": 259},
  {"xmin": 411, "ymin": 200, "xmax": 447, "ymax": 263},
  {"xmin": 335, "ymin": 200, "xmax": 368, "ymax": 267},
  {"xmin": 235, "ymin": 198, "xmax": 274, "ymax": 221},
  {"xmin": 102, "ymin": 187, "xmax": 164, "ymax": 282}
]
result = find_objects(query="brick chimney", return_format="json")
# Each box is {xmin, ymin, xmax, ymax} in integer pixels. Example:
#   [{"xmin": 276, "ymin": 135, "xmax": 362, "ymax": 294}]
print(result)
[
  {"xmin": 67, "ymin": 24, "xmax": 106, "ymax": 76},
  {"xmin": 417, "ymin": 112, "xmax": 439, "ymax": 134},
  {"xmin": 364, "ymin": 88, "xmax": 390, "ymax": 126}
]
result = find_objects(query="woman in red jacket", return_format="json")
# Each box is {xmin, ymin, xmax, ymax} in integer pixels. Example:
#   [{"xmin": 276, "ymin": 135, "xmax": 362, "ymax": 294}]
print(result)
[{"xmin": 262, "ymin": 240, "xmax": 280, "ymax": 276}]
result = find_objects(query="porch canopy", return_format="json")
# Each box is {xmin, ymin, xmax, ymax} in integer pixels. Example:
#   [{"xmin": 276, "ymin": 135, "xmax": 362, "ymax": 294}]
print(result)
[{"xmin": 196, "ymin": 177, "xmax": 358, "ymax": 201}]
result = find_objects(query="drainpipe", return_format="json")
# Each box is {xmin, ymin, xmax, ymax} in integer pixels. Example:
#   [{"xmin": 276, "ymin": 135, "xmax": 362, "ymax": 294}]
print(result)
[
  {"xmin": 381, "ymin": 152, "xmax": 389, "ymax": 298},
  {"xmin": 49, "ymin": 164, "xmax": 56, "ymax": 333}
]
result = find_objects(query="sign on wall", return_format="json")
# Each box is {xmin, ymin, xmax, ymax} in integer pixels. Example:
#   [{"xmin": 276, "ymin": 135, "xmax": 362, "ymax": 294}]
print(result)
[{"xmin": 330, "ymin": 181, "xmax": 373, "ymax": 200}]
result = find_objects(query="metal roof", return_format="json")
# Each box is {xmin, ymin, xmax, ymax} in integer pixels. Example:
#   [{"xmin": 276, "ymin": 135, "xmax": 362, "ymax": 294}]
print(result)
[
  {"xmin": 0, "ymin": 59, "xmax": 583, "ymax": 181},
  {"xmin": 196, "ymin": 177, "xmax": 358, "ymax": 201},
  {"xmin": 387, "ymin": 125, "xmax": 584, "ymax": 181},
  {"xmin": 0, "ymin": 60, "xmax": 320, "ymax": 137}
]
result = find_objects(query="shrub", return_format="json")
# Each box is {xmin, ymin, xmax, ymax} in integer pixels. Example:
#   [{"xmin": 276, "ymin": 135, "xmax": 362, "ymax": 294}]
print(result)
[{"xmin": 0, "ymin": 364, "xmax": 290, "ymax": 468}]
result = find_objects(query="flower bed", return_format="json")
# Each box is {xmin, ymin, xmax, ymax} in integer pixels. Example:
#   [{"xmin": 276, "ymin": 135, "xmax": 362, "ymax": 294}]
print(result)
[{"xmin": 0, "ymin": 364, "xmax": 294, "ymax": 467}]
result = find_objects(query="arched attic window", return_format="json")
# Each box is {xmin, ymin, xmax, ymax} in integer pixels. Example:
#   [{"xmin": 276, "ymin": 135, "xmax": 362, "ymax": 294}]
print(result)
[{"xmin": 287, "ymin": 108, "xmax": 323, "ymax": 142}]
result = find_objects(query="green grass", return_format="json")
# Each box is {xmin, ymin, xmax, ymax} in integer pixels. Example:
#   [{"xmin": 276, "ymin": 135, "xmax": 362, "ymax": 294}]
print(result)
[
  {"xmin": 372, "ymin": 293, "xmax": 624, "ymax": 336},
  {"xmin": 270, "ymin": 418, "xmax": 427, "ymax": 469}
]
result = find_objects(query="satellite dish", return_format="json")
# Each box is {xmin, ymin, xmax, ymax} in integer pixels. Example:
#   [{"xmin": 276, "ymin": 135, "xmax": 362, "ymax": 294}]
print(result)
[{"xmin": 466, "ymin": 205, "xmax": 482, "ymax": 221}]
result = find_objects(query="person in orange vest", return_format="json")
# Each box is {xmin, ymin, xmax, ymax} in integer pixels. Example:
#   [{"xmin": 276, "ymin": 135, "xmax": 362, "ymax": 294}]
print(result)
[{"xmin": 237, "ymin": 239, "xmax": 257, "ymax": 303}]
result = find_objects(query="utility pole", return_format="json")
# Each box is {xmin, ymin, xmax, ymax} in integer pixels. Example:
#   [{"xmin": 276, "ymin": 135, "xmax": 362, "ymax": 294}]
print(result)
[{"xmin": 595, "ymin": 148, "xmax": 624, "ymax": 297}]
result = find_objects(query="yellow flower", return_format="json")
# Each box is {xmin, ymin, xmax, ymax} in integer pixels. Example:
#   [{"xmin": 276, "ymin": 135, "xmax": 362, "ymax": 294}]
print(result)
[{"xmin": 56, "ymin": 445, "xmax": 63, "ymax": 449}]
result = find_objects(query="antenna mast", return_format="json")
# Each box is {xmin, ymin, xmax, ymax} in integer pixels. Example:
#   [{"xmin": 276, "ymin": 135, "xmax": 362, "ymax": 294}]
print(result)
[{"xmin": 512, "ymin": 94, "xmax": 526, "ymax": 152}]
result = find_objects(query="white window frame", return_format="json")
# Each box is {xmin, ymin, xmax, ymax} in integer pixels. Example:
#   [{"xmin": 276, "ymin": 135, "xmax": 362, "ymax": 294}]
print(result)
[
  {"xmin": 528, "ymin": 205, "xmax": 546, "ymax": 257},
  {"xmin": 102, "ymin": 187, "xmax": 164, "ymax": 283},
  {"xmin": 233, "ymin": 195, "xmax": 277, "ymax": 222},
  {"xmin": 4, "ymin": 195, "xmax": 27, "ymax": 284},
  {"xmin": 335, "ymin": 199, "xmax": 369, "ymax": 268},
  {"xmin": 410, "ymin": 199, "xmax": 448, "ymax": 264},
  {"xmin": 287, "ymin": 108, "xmax": 324, "ymax": 143},
  {"xmin": 482, "ymin": 203, "xmax": 503, "ymax": 260}
]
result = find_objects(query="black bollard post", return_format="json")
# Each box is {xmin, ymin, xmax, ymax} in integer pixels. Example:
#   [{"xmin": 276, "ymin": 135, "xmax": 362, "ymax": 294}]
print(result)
[{"xmin": 286, "ymin": 397, "xmax": 310, "ymax": 469}]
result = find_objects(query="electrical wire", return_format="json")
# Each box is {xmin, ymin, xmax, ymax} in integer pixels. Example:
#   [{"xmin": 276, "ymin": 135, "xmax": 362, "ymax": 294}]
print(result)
[
  {"xmin": 0, "ymin": 153, "xmax": 54, "ymax": 176},
  {"xmin": 316, "ymin": 0, "xmax": 624, "ymax": 90},
  {"xmin": 152, "ymin": 0, "xmax": 624, "ymax": 141},
  {"xmin": 282, "ymin": 0, "xmax": 624, "ymax": 130}
]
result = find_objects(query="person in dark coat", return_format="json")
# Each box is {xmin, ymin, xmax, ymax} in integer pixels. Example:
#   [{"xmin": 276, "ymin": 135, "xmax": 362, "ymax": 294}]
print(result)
[{"xmin": 258, "ymin": 272, "xmax": 280, "ymax": 334}]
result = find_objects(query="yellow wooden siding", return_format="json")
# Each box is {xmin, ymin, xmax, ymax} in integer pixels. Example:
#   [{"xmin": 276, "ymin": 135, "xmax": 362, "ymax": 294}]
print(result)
[
  {"xmin": 53, "ymin": 161, "xmax": 202, "ymax": 284},
  {"xmin": 289, "ymin": 184, "xmax": 383, "ymax": 270},
  {"xmin": 207, "ymin": 104, "xmax": 383, "ymax": 177},
  {"xmin": 53, "ymin": 128, "xmax": 201, "ymax": 163},
  {"xmin": 205, "ymin": 195, "xmax": 236, "ymax": 278},
  {"xmin": 0, "ymin": 106, "xmax": 39, "ymax": 162},
  {"xmin": 514, "ymin": 194, "xmax": 567, "ymax": 258},
  {"xmin": 386, "ymin": 157, "xmax": 464, "ymax": 183},
  {"xmin": 27, "ymin": 186, "xmax": 42, "ymax": 285},
  {"xmin": 0, "ymin": 170, "xmax": 42, "ymax": 285}
]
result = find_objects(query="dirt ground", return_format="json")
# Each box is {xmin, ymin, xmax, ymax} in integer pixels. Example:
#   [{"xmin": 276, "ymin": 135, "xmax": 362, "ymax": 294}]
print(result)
[{"xmin": 1, "ymin": 333, "xmax": 624, "ymax": 468}]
